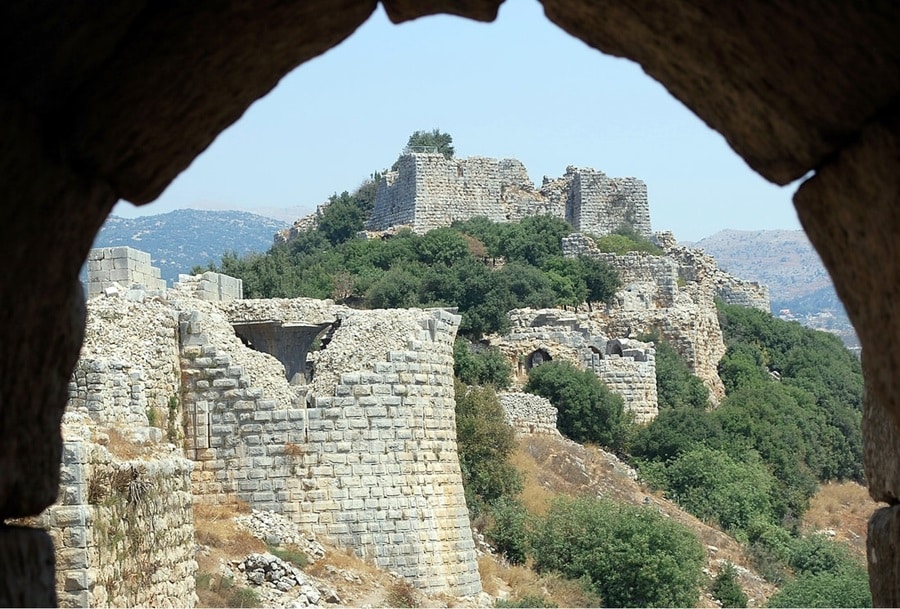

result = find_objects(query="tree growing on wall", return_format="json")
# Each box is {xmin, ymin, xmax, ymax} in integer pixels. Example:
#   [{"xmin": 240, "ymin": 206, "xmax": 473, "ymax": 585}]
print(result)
[{"xmin": 404, "ymin": 129, "xmax": 455, "ymax": 158}]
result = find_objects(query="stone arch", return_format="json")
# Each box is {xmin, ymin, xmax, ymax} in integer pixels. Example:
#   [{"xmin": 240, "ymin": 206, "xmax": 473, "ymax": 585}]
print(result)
[
  {"xmin": 606, "ymin": 339, "xmax": 625, "ymax": 358},
  {"xmin": 1, "ymin": 2, "xmax": 899, "ymax": 604},
  {"xmin": 526, "ymin": 348, "xmax": 553, "ymax": 371}
]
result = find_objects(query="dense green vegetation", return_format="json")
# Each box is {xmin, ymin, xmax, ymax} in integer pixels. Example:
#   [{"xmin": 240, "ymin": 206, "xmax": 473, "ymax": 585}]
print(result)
[
  {"xmin": 214, "ymin": 208, "xmax": 618, "ymax": 339},
  {"xmin": 524, "ymin": 360, "xmax": 631, "ymax": 455},
  {"xmin": 531, "ymin": 497, "xmax": 705, "ymax": 608},
  {"xmin": 767, "ymin": 535, "xmax": 871, "ymax": 608},
  {"xmin": 594, "ymin": 225, "xmax": 664, "ymax": 256}
]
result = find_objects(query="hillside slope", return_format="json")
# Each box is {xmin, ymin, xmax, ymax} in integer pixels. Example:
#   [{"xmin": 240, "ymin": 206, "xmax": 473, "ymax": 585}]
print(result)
[{"xmin": 688, "ymin": 229, "xmax": 857, "ymax": 347}]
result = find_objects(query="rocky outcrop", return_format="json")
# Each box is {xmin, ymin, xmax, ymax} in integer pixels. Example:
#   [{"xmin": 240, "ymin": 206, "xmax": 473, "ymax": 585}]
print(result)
[{"xmin": 563, "ymin": 233, "xmax": 729, "ymax": 402}]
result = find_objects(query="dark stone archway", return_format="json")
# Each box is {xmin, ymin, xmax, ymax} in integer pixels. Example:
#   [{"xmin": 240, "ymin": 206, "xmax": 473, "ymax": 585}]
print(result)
[{"xmin": 0, "ymin": 1, "xmax": 897, "ymax": 604}]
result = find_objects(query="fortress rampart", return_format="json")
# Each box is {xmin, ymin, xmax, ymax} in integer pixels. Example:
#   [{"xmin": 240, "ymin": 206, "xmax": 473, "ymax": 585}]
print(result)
[{"xmin": 368, "ymin": 153, "xmax": 652, "ymax": 238}]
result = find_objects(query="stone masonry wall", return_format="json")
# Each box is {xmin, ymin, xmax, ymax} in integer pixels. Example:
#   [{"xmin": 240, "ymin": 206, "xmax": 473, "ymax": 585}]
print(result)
[
  {"xmin": 567, "ymin": 170, "xmax": 652, "ymax": 238},
  {"xmin": 498, "ymin": 392, "xmax": 560, "ymax": 436},
  {"xmin": 68, "ymin": 295, "xmax": 181, "ymax": 430},
  {"xmin": 562, "ymin": 233, "xmax": 727, "ymax": 402},
  {"xmin": 491, "ymin": 309, "xmax": 659, "ymax": 422},
  {"xmin": 180, "ymin": 301, "xmax": 482, "ymax": 596},
  {"xmin": 86, "ymin": 247, "xmax": 166, "ymax": 297},
  {"xmin": 33, "ymin": 414, "xmax": 196, "ymax": 609},
  {"xmin": 172, "ymin": 271, "xmax": 243, "ymax": 302},
  {"xmin": 367, "ymin": 153, "xmax": 652, "ymax": 237}
]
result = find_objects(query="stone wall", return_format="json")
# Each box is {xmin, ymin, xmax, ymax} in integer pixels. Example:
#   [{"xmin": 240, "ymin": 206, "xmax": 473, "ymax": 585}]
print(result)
[
  {"xmin": 68, "ymin": 295, "xmax": 181, "ymax": 430},
  {"xmin": 86, "ymin": 247, "xmax": 166, "ymax": 298},
  {"xmin": 33, "ymin": 414, "xmax": 196, "ymax": 608},
  {"xmin": 567, "ymin": 170, "xmax": 652, "ymax": 238},
  {"xmin": 491, "ymin": 308, "xmax": 659, "ymax": 423},
  {"xmin": 180, "ymin": 300, "xmax": 482, "ymax": 596},
  {"xmin": 562, "ymin": 232, "xmax": 728, "ymax": 401},
  {"xmin": 498, "ymin": 392, "xmax": 560, "ymax": 436},
  {"xmin": 366, "ymin": 153, "xmax": 652, "ymax": 238},
  {"xmin": 173, "ymin": 271, "xmax": 243, "ymax": 302}
]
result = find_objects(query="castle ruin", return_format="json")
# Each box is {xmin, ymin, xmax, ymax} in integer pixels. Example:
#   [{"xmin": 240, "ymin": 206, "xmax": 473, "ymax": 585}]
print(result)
[{"xmin": 367, "ymin": 152, "xmax": 652, "ymax": 238}]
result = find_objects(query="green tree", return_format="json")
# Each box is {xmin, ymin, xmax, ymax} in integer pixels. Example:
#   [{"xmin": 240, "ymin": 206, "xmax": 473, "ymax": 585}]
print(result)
[
  {"xmin": 453, "ymin": 339, "xmax": 512, "ymax": 389},
  {"xmin": 454, "ymin": 381, "xmax": 522, "ymax": 517},
  {"xmin": 711, "ymin": 563, "xmax": 748, "ymax": 608},
  {"xmin": 318, "ymin": 191, "xmax": 365, "ymax": 245},
  {"xmin": 652, "ymin": 340, "xmax": 710, "ymax": 409},
  {"xmin": 405, "ymin": 129, "xmax": 454, "ymax": 158},
  {"xmin": 531, "ymin": 497, "xmax": 705, "ymax": 608},
  {"xmin": 524, "ymin": 360, "xmax": 631, "ymax": 454},
  {"xmin": 664, "ymin": 447, "xmax": 777, "ymax": 534},
  {"xmin": 578, "ymin": 255, "xmax": 620, "ymax": 306}
]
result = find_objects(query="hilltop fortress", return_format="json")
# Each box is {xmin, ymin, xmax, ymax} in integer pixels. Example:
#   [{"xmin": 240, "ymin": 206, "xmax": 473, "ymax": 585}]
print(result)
[
  {"xmin": 367, "ymin": 152, "xmax": 652, "ymax": 236},
  {"xmin": 37, "ymin": 152, "xmax": 774, "ymax": 606}
]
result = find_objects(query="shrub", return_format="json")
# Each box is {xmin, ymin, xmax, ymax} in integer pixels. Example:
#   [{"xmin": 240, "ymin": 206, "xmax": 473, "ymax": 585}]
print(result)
[
  {"xmin": 663, "ymin": 447, "xmax": 776, "ymax": 535},
  {"xmin": 454, "ymin": 381, "xmax": 522, "ymax": 517},
  {"xmin": 531, "ymin": 497, "xmax": 704, "ymax": 608},
  {"xmin": 524, "ymin": 360, "xmax": 631, "ymax": 454},
  {"xmin": 487, "ymin": 498, "xmax": 529, "ymax": 565},
  {"xmin": 767, "ymin": 568, "xmax": 871, "ymax": 608},
  {"xmin": 453, "ymin": 339, "xmax": 512, "ymax": 389},
  {"xmin": 385, "ymin": 580, "xmax": 419, "ymax": 608},
  {"xmin": 711, "ymin": 563, "xmax": 748, "ymax": 608}
]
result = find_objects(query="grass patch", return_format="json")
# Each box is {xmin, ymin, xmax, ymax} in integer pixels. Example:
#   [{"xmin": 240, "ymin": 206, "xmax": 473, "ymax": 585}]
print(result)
[
  {"xmin": 385, "ymin": 580, "xmax": 418, "ymax": 608},
  {"xmin": 268, "ymin": 544, "xmax": 309, "ymax": 569}
]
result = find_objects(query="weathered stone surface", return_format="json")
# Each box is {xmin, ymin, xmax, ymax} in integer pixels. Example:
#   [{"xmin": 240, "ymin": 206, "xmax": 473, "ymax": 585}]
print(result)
[
  {"xmin": 794, "ymin": 115, "xmax": 900, "ymax": 607},
  {"xmin": 868, "ymin": 505, "xmax": 900, "ymax": 606},
  {"xmin": 366, "ymin": 154, "xmax": 651, "ymax": 237},
  {"xmin": 541, "ymin": 1, "xmax": 900, "ymax": 185},
  {"xmin": 0, "ymin": 526, "xmax": 57, "ymax": 607}
]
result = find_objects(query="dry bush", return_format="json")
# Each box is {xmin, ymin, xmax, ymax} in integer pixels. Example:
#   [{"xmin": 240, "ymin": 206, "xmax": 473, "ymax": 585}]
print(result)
[
  {"xmin": 802, "ymin": 481, "xmax": 876, "ymax": 559},
  {"xmin": 477, "ymin": 555, "xmax": 500, "ymax": 595},
  {"xmin": 193, "ymin": 502, "xmax": 264, "ymax": 556},
  {"xmin": 385, "ymin": 579, "xmax": 419, "ymax": 608},
  {"xmin": 105, "ymin": 427, "xmax": 144, "ymax": 460}
]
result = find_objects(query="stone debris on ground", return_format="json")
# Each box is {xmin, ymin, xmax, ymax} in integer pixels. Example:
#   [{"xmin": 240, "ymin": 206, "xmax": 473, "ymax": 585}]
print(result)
[
  {"xmin": 236, "ymin": 509, "xmax": 326, "ymax": 561},
  {"xmin": 233, "ymin": 552, "xmax": 337, "ymax": 608}
]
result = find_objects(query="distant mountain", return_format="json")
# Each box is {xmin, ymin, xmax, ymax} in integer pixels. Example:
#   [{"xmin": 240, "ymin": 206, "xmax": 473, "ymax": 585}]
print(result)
[
  {"xmin": 687, "ymin": 229, "xmax": 858, "ymax": 349},
  {"xmin": 89, "ymin": 209, "xmax": 287, "ymax": 283}
]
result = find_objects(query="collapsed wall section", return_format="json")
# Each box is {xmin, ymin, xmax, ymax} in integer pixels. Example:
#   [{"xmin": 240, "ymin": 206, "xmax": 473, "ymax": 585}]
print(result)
[
  {"xmin": 86, "ymin": 247, "xmax": 166, "ymax": 297},
  {"xmin": 172, "ymin": 271, "xmax": 243, "ymax": 302},
  {"xmin": 498, "ymin": 392, "xmax": 560, "ymax": 436},
  {"xmin": 493, "ymin": 309, "xmax": 659, "ymax": 422},
  {"xmin": 562, "ymin": 233, "xmax": 727, "ymax": 402},
  {"xmin": 180, "ymin": 301, "xmax": 482, "ymax": 596}
]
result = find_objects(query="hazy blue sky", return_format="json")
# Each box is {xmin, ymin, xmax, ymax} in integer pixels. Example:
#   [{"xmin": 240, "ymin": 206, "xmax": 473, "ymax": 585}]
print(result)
[{"xmin": 113, "ymin": 1, "xmax": 803, "ymax": 242}]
